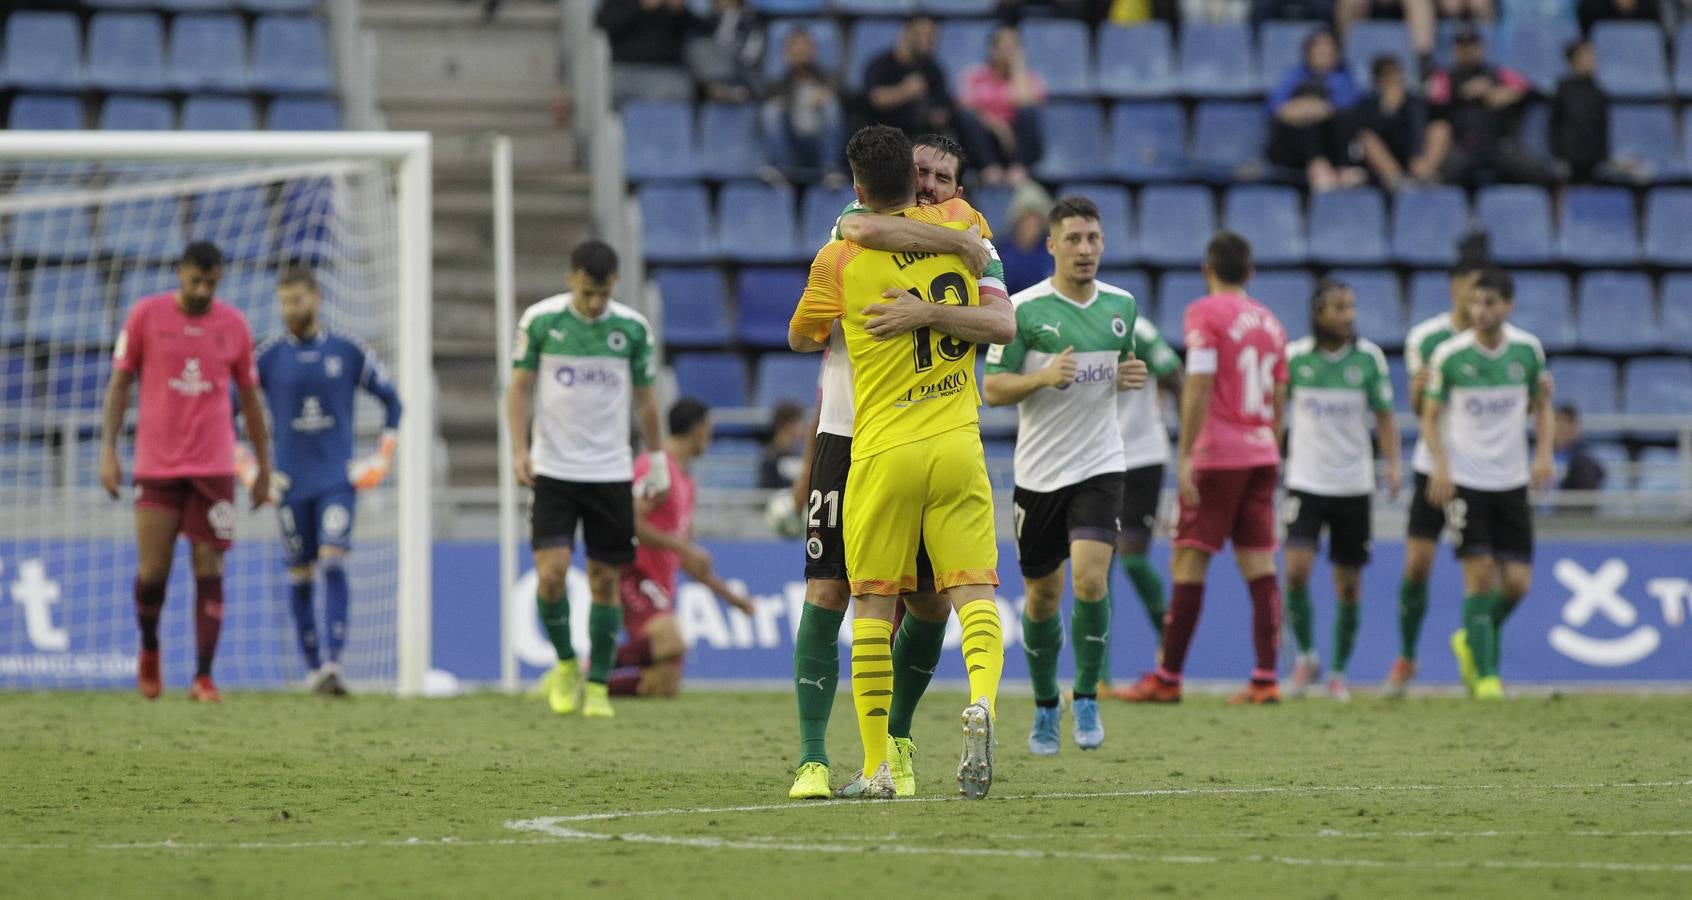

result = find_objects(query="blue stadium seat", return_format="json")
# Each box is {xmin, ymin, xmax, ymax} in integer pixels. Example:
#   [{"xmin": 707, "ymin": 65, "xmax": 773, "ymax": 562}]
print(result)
[
  {"xmin": 1547, "ymin": 357, "xmax": 1619, "ymax": 415},
  {"xmin": 1476, "ymin": 186, "xmax": 1553, "ymax": 265},
  {"xmin": 1624, "ymin": 359, "xmax": 1692, "ymax": 414},
  {"xmin": 9, "ymin": 95, "xmax": 86, "ymax": 130},
  {"xmin": 1502, "ymin": 22, "xmax": 1580, "ymax": 94},
  {"xmin": 252, "ymin": 16, "xmax": 334, "ymax": 94},
  {"xmin": 1330, "ymin": 269, "xmax": 1404, "ymax": 347},
  {"xmin": 1610, "ymin": 104, "xmax": 1682, "ymax": 181},
  {"xmin": 1408, "ymin": 271, "xmax": 1449, "ymax": 325},
  {"xmin": 1137, "ymin": 185, "xmax": 1214, "ymax": 267},
  {"xmin": 717, "ymin": 182, "xmax": 799, "ymax": 264},
  {"xmin": 1390, "ymin": 186, "xmax": 1468, "ymax": 267},
  {"xmin": 87, "ymin": 12, "xmax": 169, "ymax": 93},
  {"xmin": 118, "ymin": 267, "xmax": 175, "ymax": 308},
  {"xmin": 1559, "ymin": 187, "xmax": 1639, "ymax": 266},
  {"xmin": 88, "ymin": 0, "xmax": 230, "ymax": 7},
  {"xmin": 100, "ymin": 96, "xmax": 175, "ymax": 130},
  {"xmin": 193, "ymin": 186, "xmax": 272, "ymax": 260},
  {"xmin": 800, "ymin": 184, "xmax": 856, "ymax": 244},
  {"xmin": 1309, "ymin": 189, "xmax": 1387, "ymax": 265},
  {"xmin": 1096, "ymin": 269, "xmax": 1150, "ymax": 312},
  {"xmin": 238, "ymin": 0, "xmax": 320, "ymax": 10},
  {"xmin": 639, "ymin": 185, "xmax": 715, "ymax": 263},
  {"xmin": 833, "ymin": 0, "xmax": 914, "ymax": 13},
  {"xmin": 219, "ymin": 265, "xmax": 280, "ymax": 327},
  {"xmin": 654, "ymin": 268, "xmax": 731, "ymax": 348},
  {"xmin": 1659, "ymin": 274, "xmax": 1692, "ymax": 346},
  {"xmin": 1258, "ymin": 20, "xmax": 1318, "ymax": 93},
  {"xmin": 754, "ymin": 353, "xmax": 823, "ymax": 409},
  {"xmin": 843, "ymin": 19, "xmax": 904, "ymax": 92},
  {"xmin": 182, "ymin": 95, "xmax": 258, "ymax": 131},
  {"xmin": 970, "ymin": 185, "xmax": 1015, "ymax": 228},
  {"xmin": 935, "ymin": 20, "xmax": 996, "ymax": 91},
  {"xmin": 1344, "ymin": 21, "xmax": 1413, "ymax": 85},
  {"xmin": 1097, "ymin": 23, "xmax": 1176, "ymax": 99},
  {"xmin": 1188, "ymin": 102, "xmax": 1267, "ymax": 177},
  {"xmin": 1156, "ymin": 271, "xmax": 1208, "ymax": 346},
  {"xmin": 1645, "ymin": 188, "xmax": 1692, "ymax": 267},
  {"xmin": 749, "ymin": 0, "xmax": 828, "ymax": 12},
  {"xmin": 1249, "ymin": 270, "xmax": 1315, "ymax": 333},
  {"xmin": 1576, "ymin": 271, "xmax": 1654, "ymax": 353},
  {"xmin": 1510, "ymin": 271, "xmax": 1575, "ymax": 353},
  {"xmin": 1057, "ymin": 183, "xmax": 1135, "ymax": 264},
  {"xmin": 27, "ymin": 266, "xmax": 111, "ymax": 347},
  {"xmin": 1034, "ymin": 102, "xmax": 1111, "ymax": 181},
  {"xmin": 1678, "ymin": 22, "xmax": 1692, "ymax": 97},
  {"xmin": 2, "ymin": 13, "xmax": 85, "ymax": 91},
  {"xmin": 1178, "ymin": 23, "xmax": 1256, "ymax": 97},
  {"xmin": 736, "ymin": 267, "xmax": 808, "ymax": 348},
  {"xmin": 918, "ymin": 0, "xmax": 995, "ymax": 12},
  {"xmin": 1109, "ymin": 102, "xmax": 1186, "ymax": 181},
  {"xmin": 764, "ymin": 19, "xmax": 842, "ymax": 83},
  {"xmin": 1592, "ymin": 22, "xmax": 1669, "ymax": 99},
  {"xmin": 169, "ymin": 15, "xmax": 249, "ymax": 92},
  {"xmin": 1387, "ymin": 353, "xmax": 1408, "ymax": 406},
  {"xmin": 1222, "ymin": 185, "xmax": 1305, "ymax": 266},
  {"xmin": 699, "ymin": 103, "xmax": 763, "ymax": 180},
  {"xmin": 672, "ymin": 352, "xmax": 750, "ymax": 408},
  {"xmin": 1021, "ymin": 19, "xmax": 1093, "ymax": 97},
  {"xmin": 100, "ymin": 197, "xmax": 183, "ymax": 261},
  {"xmin": 268, "ymin": 97, "xmax": 341, "ymax": 130},
  {"xmin": 10, "ymin": 189, "xmax": 95, "ymax": 260},
  {"xmin": 623, "ymin": 101, "xmax": 699, "ymax": 182}
]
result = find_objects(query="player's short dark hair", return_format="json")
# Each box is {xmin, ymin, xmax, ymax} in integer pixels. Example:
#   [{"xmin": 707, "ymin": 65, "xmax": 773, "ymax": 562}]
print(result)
[
  {"xmin": 913, "ymin": 133, "xmax": 968, "ymax": 183},
  {"xmin": 1048, "ymin": 195, "xmax": 1100, "ymax": 228},
  {"xmin": 846, "ymin": 125, "xmax": 915, "ymax": 209},
  {"xmin": 278, "ymin": 264, "xmax": 318, "ymax": 291},
  {"xmin": 1452, "ymin": 232, "xmax": 1491, "ymax": 277},
  {"xmin": 1371, "ymin": 53, "xmax": 1401, "ymax": 81},
  {"xmin": 179, "ymin": 240, "xmax": 225, "ymax": 271},
  {"xmin": 1204, "ymin": 231, "xmax": 1253, "ymax": 285},
  {"xmin": 1564, "ymin": 38, "xmax": 1591, "ymax": 63},
  {"xmin": 669, "ymin": 397, "xmax": 710, "ymax": 436},
  {"xmin": 1473, "ymin": 266, "xmax": 1515, "ymax": 300},
  {"xmin": 1556, "ymin": 403, "xmax": 1580, "ymax": 421},
  {"xmin": 1311, "ymin": 277, "xmax": 1350, "ymax": 314},
  {"xmin": 570, "ymin": 240, "xmax": 619, "ymax": 282}
]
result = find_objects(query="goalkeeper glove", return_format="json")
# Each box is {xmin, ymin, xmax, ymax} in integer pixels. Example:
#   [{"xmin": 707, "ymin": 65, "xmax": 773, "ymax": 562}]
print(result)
[
  {"xmin": 640, "ymin": 450, "xmax": 671, "ymax": 499},
  {"xmin": 235, "ymin": 443, "xmax": 289, "ymax": 498},
  {"xmin": 349, "ymin": 430, "xmax": 398, "ymax": 491}
]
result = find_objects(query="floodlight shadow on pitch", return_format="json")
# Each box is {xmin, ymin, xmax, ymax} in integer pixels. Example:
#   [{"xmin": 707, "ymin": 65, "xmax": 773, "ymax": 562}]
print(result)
[{"xmin": 1592, "ymin": 21, "xmax": 1670, "ymax": 100}]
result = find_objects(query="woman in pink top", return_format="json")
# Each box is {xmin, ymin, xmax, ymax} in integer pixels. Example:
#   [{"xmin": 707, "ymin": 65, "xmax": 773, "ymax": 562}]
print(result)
[{"xmin": 957, "ymin": 26, "xmax": 1047, "ymax": 185}]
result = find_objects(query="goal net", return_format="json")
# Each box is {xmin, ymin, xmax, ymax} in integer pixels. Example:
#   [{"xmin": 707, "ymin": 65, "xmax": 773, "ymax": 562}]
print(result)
[{"xmin": 0, "ymin": 133, "xmax": 432, "ymax": 695}]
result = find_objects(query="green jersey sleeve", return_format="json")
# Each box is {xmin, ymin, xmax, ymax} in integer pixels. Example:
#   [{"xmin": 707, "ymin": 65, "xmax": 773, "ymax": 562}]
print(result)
[
  {"xmin": 984, "ymin": 306, "xmax": 1029, "ymax": 374},
  {"xmin": 1425, "ymin": 352, "xmax": 1451, "ymax": 403},
  {"xmin": 512, "ymin": 314, "xmax": 543, "ymax": 371},
  {"xmin": 629, "ymin": 319, "xmax": 656, "ymax": 388},
  {"xmin": 1365, "ymin": 343, "xmax": 1394, "ymax": 412},
  {"xmin": 830, "ymin": 200, "xmax": 867, "ymax": 242}
]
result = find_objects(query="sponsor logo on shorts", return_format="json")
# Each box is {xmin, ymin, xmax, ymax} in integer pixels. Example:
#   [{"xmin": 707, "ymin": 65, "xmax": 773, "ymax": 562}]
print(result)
[
  {"xmin": 322, "ymin": 504, "xmax": 350, "ymax": 539},
  {"xmin": 805, "ymin": 534, "xmax": 824, "ymax": 560},
  {"xmin": 207, "ymin": 500, "xmax": 235, "ymax": 541}
]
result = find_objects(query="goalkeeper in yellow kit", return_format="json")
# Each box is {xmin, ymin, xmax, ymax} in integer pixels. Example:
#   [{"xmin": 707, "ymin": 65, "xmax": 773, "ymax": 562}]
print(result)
[{"xmin": 788, "ymin": 125, "xmax": 1009, "ymax": 800}]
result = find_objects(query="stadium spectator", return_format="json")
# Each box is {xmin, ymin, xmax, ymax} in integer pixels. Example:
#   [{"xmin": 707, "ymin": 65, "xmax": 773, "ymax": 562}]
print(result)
[
  {"xmin": 1576, "ymin": 0, "xmax": 1662, "ymax": 35},
  {"xmin": 1266, "ymin": 29, "xmax": 1367, "ymax": 191},
  {"xmin": 1336, "ymin": 0, "xmax": 1443, "ymax": 77},
  {"xmin": 1000, "ymin": 0, "xmax": 1115, "ymax": 20},
  {"xmin": 761, "ymin": 28, "xmax": 845, "ymax": 184},
  {"xmin": 1252, "ymin": 0, "xmax": 1337, "ymax": 27},
  {"xmin": 957, "ymin": 26, "xmax": 1048, "ymax": 186},
  {"xmin": 863, "ymin": 17, "xmax": 957, "ymax": 139},
  {"xmin": 759, "ymin": 401, "xmax": 808, "ymax": 489},
  {"xmin": 596, "ymin": 0, "xmax": 698, "ymax": 105},
  {"xmin": 1549, "ymin": 39, "xmax": 1612, "ymax": 183},
  {"xmin": 687, "ymin": 0, "xmax": 764, "ymax": 103},
  {"xmin": 1421, "ymin": 26, "xmax": 1553, "ymax": 187},
  {"xmin": 1554, "ymin": 405, "xmax": 1607, "ymax": 492},
  {"xmin": 998, "ymin": 184, "xmax": 1057, "ymax": 294},
  {"xmin": 1354, "ymin": 55, "xmax": 1433, "ymax": 189}
]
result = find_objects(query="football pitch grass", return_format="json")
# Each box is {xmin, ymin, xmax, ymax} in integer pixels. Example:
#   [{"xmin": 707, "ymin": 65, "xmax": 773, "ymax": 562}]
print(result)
[{"xmin": 4, "ymin": 688, "xmax": 1690, "ymax": 898}]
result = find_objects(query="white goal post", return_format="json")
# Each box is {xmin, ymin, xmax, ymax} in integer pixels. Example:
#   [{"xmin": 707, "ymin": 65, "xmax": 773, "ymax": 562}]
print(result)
[{"xmin": 0, "ymin": 132, "xmax": 433, "ymax": 697}]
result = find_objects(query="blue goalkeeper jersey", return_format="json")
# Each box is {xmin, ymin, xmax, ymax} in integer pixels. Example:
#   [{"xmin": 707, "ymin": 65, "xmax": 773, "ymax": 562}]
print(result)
[{"xmin": 256, "ymin": 329, "xmax": 402, "ymax": 499}]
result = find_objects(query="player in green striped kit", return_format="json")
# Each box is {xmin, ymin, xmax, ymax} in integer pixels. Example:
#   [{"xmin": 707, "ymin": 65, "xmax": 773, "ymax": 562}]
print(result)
[
  {"xmin": 1280, "ymin": 280, "xmax": 1401, "ymax": 701},
  {"xmin": 1421, "ymin": 268, "xmax": 1554, "ymax": 700},
  {"xmin": 984, "ymin": 196, "xmax": 1148, "ymax": 755}
]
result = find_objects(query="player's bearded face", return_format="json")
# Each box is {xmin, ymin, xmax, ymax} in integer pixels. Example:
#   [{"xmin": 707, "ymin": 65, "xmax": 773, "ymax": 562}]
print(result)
[
  {"xmin": 279, "ymin": 284, "xmax": 319, "ymax": 334},
  {"xmin": 912, "ymin": 147, "xmax": 960, "ymax": 205},
  {"xmin": 1468, "ymin": 289, "xmax": 1510, "ymax": 335},
  {"xmin": 1315, "ymin": 289, "xmax": 1356, "ymax": 343},
  {"xmin": 568, "ymin": 271, "xmax": 617, "ymax": 318},
  {"xmin": 176, "ymin": 265, "xmax": 221, "ymax": 314},
  {"xmin": 1048, "ymin": 217, "xmax": 1102, "ymax": 284}
]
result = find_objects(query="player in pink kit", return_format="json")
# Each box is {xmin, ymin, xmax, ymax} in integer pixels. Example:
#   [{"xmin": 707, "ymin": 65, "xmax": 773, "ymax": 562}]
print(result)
[
  {"xmin": 610, "ymin": 398, "xmax": 753, "ymax": 697},
  {"xmin": 1123, "ymin": 232, "xmax": 1290, "ymax": 705},
  {"xmin": 101, "ymin": 242, "xmax": 273, "ymax": 702}
]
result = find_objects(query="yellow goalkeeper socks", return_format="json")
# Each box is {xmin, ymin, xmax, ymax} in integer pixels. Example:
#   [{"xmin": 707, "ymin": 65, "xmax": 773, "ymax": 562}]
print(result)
[
  {"xmin": 851, "ymin": 617, "xmax": 895, "ymax": 777},
  {"xmin": 958, "ymin": 599, "xmax": 1003, "ymax": 721}
]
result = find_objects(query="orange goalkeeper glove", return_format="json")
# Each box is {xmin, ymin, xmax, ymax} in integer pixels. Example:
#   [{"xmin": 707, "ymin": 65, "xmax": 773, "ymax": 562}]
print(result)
[{"xmin": 349, "ymin": 430, "xmax": 398, "ymax": 491}]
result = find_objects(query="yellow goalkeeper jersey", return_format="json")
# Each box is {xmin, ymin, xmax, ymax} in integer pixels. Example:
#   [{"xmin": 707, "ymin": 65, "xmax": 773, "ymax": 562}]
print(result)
[{"xmin": 789, "ymin": 198, "xmax": 987, "ymax": 460}]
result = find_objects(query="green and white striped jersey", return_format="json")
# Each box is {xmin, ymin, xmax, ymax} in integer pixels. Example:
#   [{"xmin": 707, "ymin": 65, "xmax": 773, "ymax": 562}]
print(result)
[
  {"xmin": 1115, "ymin": 316, "xmax": 1180, "ymax": 470},
  {"xmin": 512, "ymin": 294, "xmax": 656, "ymax": 483},
  {"xmin": 1405, "ymin": 311, "xmax": 1458, "ymax": 475},
  {"xmin": 986, "ymin": 278, "xmax": 1138, "ymax": 492},
  {"xmin": 1424, "ymin": 325, "xmax": 1545, "ymax": 491},
  {"xmin": 1284, "ymin": 336, "xmax": 1394, "ymax": 496}
]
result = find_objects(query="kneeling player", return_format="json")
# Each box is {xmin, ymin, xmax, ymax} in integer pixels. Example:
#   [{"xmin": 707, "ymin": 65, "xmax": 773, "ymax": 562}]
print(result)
[{"xmin": 610, "ymin": 398, "xmax": 753, "ymax": 696}]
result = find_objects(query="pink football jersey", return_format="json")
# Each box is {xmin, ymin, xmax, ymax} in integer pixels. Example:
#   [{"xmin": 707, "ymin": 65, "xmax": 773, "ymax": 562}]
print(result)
[
  {"xmin": 630, "ymin": 454, "xmax": 696, "ymax": 597},
  {"xmin": 1183, "ymin": 292, "xmax": 1288, "ymax": 470},
  {"xmin": 114, "ymin": 293, "xmax": 257, "ymax": 479}
]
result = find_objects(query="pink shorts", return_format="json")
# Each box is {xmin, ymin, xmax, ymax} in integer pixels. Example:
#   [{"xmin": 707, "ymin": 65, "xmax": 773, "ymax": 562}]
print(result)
[
  {"xmin": 618, "ymin": 570, "xmax": 675, "ymax": 641},
  {"xmin": 1174, "ymin": 465, "xmax": 1279, "ymax": 555},
  {"xmin": 135, "ymin": 475, "xmax": 238, "ymax": 550}
]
